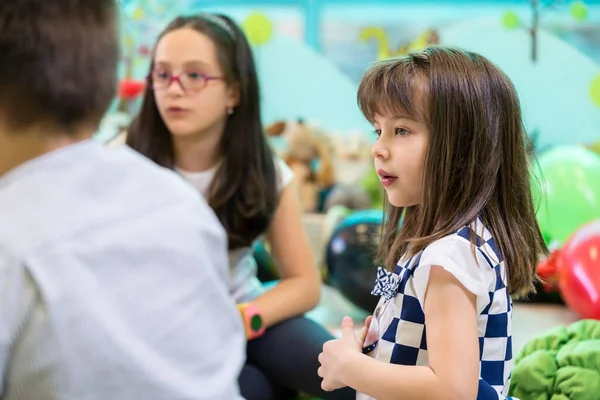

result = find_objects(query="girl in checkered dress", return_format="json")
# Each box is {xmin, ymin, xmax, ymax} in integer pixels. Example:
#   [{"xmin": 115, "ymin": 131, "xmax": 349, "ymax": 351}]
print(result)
[{"xmin": 317, "ymin": 47, "xmax": 547, "ymax": 400}]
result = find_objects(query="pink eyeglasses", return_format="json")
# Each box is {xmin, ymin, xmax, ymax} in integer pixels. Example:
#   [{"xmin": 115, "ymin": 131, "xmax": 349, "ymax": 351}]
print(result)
[{"xmin": 147, "ymin": 70, "xmax": 224, "ymax": 92}]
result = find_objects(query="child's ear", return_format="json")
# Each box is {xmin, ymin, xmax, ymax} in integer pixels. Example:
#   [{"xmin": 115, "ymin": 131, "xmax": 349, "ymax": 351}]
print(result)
[{"xmin": 226, "ymin": 83, "xmax": 240, "ymax": 108}]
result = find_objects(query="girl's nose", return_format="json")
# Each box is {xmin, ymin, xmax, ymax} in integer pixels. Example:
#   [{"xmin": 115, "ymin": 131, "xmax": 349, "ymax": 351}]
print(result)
[{"xmin": 371, "ymin": 140, "xmax": 389, "ymax": 160}]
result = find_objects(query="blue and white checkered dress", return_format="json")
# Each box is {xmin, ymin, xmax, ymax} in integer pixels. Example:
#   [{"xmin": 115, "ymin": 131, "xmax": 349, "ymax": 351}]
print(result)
[{"xmin": 358, "ymin": 218, "xmax": 515, "ymax": 400}]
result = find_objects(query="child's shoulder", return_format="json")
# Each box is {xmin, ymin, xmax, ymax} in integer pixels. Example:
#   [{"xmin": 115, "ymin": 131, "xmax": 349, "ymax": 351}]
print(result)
[
  {"xmin": 410, "ymin": 218, "xmax": 503, "ymax": 314},
  {"xmin": 420, "ymin": 217, "xmax": 501, "ymax": 267}
]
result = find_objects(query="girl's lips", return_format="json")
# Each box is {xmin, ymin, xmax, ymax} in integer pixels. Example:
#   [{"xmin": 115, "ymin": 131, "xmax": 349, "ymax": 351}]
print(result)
[
  {"xmin": 380, "ymin": 176, "xmax": 397, "ymax": 187},
  {"xmin": 166, "ymin": 107, "xmax": 189, "ymax": 117},
  {"xmin": 167, "ymin": 106, "xmax": 187, "ymax": 112},
  {"xmin": 377, "ymin": 168, "xmax": 398, "ymax": 187}
]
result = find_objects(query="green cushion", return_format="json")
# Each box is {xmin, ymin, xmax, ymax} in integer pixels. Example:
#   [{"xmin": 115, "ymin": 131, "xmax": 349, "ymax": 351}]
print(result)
[{"xmin": 510, "ymin": 319, "xmax": 600, "ymax": 399}]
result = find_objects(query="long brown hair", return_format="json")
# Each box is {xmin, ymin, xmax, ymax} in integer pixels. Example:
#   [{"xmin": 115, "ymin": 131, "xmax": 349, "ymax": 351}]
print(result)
[
  {"xmin": 127, "ymin": 15, "xmax": 277, "ymax": 250},
  {"xmin": 357, "ymin": 46, "xmax": 547, "ymax": 297}
]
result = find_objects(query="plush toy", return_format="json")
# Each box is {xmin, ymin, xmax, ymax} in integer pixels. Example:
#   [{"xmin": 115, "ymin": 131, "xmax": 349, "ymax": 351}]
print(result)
[
  {"xmin": 266, "ymin": 120, "xmax": 377, "ymax": 213},
  {"xmin": 266, "ymin": 119, "xmax": 335, "ymax": 213},
  {"xmin": 323, "ymin": 131, "xmax": 374, "ymax": 212},
  {"xmin": 509, "ymin": 319, "xmax": 600, "ymax": 399}
]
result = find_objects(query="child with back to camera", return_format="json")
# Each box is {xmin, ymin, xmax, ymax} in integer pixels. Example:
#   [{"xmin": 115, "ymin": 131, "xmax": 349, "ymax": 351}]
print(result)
[
  {"xmin": 121, "ymin": 13, "xmax": 355, "ymax": 400},
  {"xmin": 0, "ymin": 1, "xmax": 245, "ymax": 399},
  {"xmin": 317, "ymin": 46, "xmax": 547, "ymax": 400}
]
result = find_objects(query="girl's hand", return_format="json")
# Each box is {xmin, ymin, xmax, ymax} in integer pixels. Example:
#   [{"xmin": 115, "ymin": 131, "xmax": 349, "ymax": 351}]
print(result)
[
  {"xmin": 358, "ymin": 315, "xmax": 373, "ymax": 346},
  {"xmin": 318, "ymin": 316, "xmax": 362, "ymax": 391}
]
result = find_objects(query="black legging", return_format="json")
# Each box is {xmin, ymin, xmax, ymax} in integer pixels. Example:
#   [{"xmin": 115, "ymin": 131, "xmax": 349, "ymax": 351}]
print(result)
[{"xmin": 239, "ymin": 316, "xmax": 356, "ymax": 400}]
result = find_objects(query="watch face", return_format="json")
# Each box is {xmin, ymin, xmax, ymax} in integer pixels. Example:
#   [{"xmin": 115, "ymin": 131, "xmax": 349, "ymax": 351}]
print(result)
[{"xmin": 250, "ymin": 314, "xmax": 263, "ymax": 332}]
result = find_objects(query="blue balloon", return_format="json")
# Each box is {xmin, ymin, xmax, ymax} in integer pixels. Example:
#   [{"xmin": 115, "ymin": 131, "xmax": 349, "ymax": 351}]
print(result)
[{"xmin": 339, "ymin": 209, "xmax": 384, "ymax": 229}]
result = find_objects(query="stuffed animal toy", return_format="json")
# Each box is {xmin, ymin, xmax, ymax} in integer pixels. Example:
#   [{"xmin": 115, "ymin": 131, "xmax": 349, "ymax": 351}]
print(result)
[
  {"xmin": 509, "ymin": 319, "xmax": 600, "ymax": 399},
  {"xmin": 323, "ymin": 131, "xmax": 373, "ymax": 212},
  {"xmin": 266, "ymin": 120, "xmax": 378, "ymax": 213},
  {"xmin": 266, "ymin": 119, "xmax": 335, "ymax": 213}
]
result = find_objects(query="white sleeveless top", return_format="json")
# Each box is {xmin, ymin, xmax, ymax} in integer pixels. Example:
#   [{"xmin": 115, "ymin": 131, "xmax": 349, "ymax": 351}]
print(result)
[
  {"xmin": 359, "ymin": 218, "xmax": 514, "ymax": 400},
  {"xmin": 177, "ymin": 159, "xmax": 294, "ymax": 302}
]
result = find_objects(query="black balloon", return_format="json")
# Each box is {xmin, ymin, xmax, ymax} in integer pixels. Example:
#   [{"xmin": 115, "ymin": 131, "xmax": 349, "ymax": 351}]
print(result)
[{"xmin": 325, "ymin": 219, "xmax": 381, "ymax": 313}]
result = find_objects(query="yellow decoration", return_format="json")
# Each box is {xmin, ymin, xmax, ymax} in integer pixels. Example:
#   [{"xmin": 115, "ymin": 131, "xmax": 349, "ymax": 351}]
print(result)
[
  {"xmin": 133, "ymin": 7, "xmax": 145, "ymax": 21},
  {"xmin": 242, "ymin": 12, "xmax": 273, "ymax": 46},
  {"xmin": 359, "ymin": 27, "xmax": 440, "ymax": 61},
  {"xmin": 124, "ymin": 35, "xmax": 134, "ymax": 49},
  {"xmin": 591, "ymin": 74, "xmax": 600, "ymax": 108},
  {"xmin": 359, "ymin": 27, "xmax": 391, "ymax": 60}
]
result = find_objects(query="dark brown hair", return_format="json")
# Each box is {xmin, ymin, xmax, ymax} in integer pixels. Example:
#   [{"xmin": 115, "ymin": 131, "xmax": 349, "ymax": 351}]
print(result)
[
  {"xmin": 358, "ymin": 46, "xmax": 547, "ymax": 297},
  {"xmin": 127, "ymin": 15, "xmax": 277, "ymax": 250},
  {"xmin": 0, "ymin": 0, "xmax": 118, "ymax": 132}
]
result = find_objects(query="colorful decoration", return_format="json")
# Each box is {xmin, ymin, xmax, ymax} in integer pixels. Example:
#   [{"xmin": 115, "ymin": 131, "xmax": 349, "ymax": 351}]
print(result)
[
  {"xmin": 124, "ymin": 35, "xmax": 134, "ymax": 49},
  {"xmin": 532, "ymin": 146, "xmax": 600, "ymax": 245},
  {"xmin": 570, "ymin": 0, "xmax": 589, "ymax": 21},
  {"xmin": 117, "ymin": 0, "xmax": 193, "ymax": 114},
  {"xmin": 359, "ymin": 27, "xmax": 392, "ymax": 60},
  {"xmin": 591, "ymin": 74, "xmax": 600, "ymax": 108},
  {"xmin": 132, "ymin": 6, "xmax": 145, "ymax": 21},
  {"xmin": 359, "ymin": 27, "xmax": 440, "ymax": 61},
  {"xmin": 502, "ymin": 1, "xmax": 588, "ymax": 62},
  {"xmin": 557, "ymin": 220, "xmax": 600, "ymax": 320},
  {"xmin": 118, "ymin": 79, "xmax": 146, "ymax": 100},
  {"xmin": 242, "ymin": 12, "xmax": 274, "ymax": 46},
  {"xmin": 501, "ymin": 11, "xmax": 520, "ymax": 29}
]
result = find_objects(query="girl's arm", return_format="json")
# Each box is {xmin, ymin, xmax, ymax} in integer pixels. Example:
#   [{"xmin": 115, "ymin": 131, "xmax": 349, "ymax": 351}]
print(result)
[
  {"xmin": 340, "ymin": 266, "xmax": 480, "ymax": 400},
  {"xmin": 251, "ymin": 179, "xmax": 322, "ymax": 327}
]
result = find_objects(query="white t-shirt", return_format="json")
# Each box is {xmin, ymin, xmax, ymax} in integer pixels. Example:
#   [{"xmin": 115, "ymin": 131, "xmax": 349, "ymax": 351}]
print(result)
[
  {"xmin": 177, "ymin": 158, "xmax": 294, "ymax": 302},
  {"xmin": 0, "ymin": 140, "xmax": 245, "ymax": 400}
]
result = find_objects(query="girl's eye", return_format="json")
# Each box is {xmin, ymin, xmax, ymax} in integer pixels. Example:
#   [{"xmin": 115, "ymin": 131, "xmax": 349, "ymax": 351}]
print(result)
[
  {"xmin": 155, "ymin": 71, "xmax": 169, "ymax": 80},
  {"xmin": 395, "ymin": 127, "xmax": 410, "ymax": 136},
  {"xmin": 187, "ymin": 72, "xmax": 203, "ymax": 79},
  {"xmin": 374, "ymin": 129, "xmax": 382, "ymax": 138}
]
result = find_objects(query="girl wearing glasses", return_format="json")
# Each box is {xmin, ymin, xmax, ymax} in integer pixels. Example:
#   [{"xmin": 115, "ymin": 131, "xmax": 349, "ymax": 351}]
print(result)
[{"xmin": 123, "ymin": 14, "xmax": 354, "ymax": 400}]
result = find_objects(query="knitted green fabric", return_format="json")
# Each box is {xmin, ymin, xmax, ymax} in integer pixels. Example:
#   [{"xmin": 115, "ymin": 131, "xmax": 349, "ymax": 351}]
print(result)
[{"xmin": 510, "ymin": 319, "xmax": 600, "ymax": 399}]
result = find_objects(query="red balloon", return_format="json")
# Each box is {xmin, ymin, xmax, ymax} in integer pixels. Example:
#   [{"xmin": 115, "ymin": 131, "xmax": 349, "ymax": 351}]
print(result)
[
  {"xmin": 537, "ymin": 250, "xmax": 561, "ymax": 293},
  {"xmin": 118, "ymin": 79, "xmax": 145, "ymax": 100},
  {"xmin": 565, "ymin": 220, "xmax": 600, "ymax": 248},
  {"xmin": 558, "ymin": 223, "xmax": 600, "ymax": 319}
]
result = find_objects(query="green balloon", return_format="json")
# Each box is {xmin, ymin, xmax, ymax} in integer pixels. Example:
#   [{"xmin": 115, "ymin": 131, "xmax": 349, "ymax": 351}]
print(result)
[
  {"xmin": 570, "ymin": 1, "xmax": 588, "ymax": 21},
  {"xmin": 532, "ymin": 146, "xmax": 600, "ymax": 244},
  {"xmin": 502, "ymin": 11, "xmax": 520, "ymax": 29}
]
